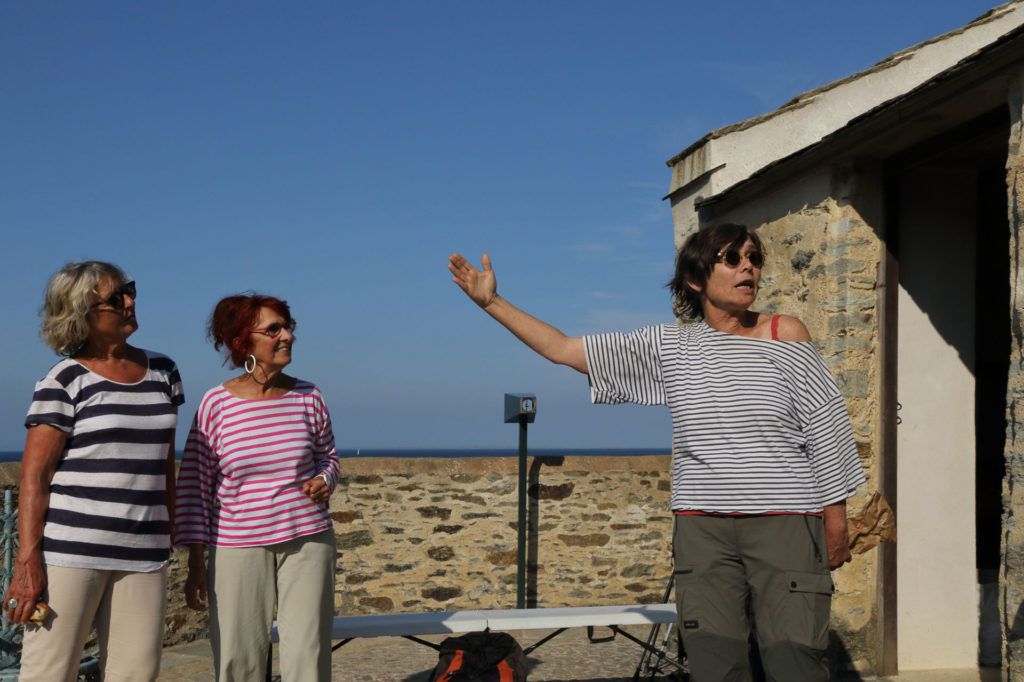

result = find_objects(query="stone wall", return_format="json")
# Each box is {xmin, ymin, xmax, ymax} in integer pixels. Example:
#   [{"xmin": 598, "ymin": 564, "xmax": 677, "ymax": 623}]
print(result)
[
  {"xmin": 0, "ymin": 444, "xmax": 891, "ymax": 669},
  {"xmin": 0, "ymin": 457, "xmax": 679, "ymax": 647},
  {"xmin": 328, "ymin": 455, "xmax": 675, "ymax": 614},
  {"xmin": 1004, "ymin": 69, "xmax": 1024, "ymax": 678}
]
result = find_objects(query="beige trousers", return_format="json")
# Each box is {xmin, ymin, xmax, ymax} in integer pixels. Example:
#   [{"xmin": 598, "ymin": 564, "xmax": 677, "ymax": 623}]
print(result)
[
  {"xmin": 19, "ymin": 564, "xmax": 168, "ymax": 682},
  {"xmin": 208, "ymin": 529, "xmax": 336, "ymax": 682}
]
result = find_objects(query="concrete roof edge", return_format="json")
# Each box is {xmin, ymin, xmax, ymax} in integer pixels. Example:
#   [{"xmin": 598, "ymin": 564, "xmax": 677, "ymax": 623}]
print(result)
[
  {"xmin": 663, "ymin": 163, "xmax": 727, "ymax": 201},
  {"xmin": 665, "ymin": 135, "xmax": 711, "ymax": 169},
  {"xmin": 664, "ymin": 0, "xmax": 1023, "ymax": 170},
  {"xmin": 693, "ymin": 24, "xmax": 1024, "ymax": 210}
]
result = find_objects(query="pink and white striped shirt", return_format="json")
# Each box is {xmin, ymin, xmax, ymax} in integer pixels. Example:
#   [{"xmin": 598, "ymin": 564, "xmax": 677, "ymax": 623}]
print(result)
[{"xmin": 174, "ymin": 380, "xmax": 340, "ymax": 547}]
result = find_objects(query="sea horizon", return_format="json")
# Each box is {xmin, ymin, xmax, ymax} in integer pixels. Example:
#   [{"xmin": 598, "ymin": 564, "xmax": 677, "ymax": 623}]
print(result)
[{"xmin": 0, "ymin": 447, "xmax": 670, "ymax": 463}]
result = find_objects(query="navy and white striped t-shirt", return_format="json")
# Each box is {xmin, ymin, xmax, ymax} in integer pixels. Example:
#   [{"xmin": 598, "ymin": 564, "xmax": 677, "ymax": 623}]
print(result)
[
  {"xmin": 24, "ymin": 350, "xmax": 184, "ymax": 572},
  {"xmin": 583, "ymin": 322, "xmax": 865, "ymax": 513}
]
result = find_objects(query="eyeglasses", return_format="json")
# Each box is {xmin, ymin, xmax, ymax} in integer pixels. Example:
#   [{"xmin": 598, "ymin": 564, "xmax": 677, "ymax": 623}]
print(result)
[
  {"xmin": 248, "ymin": 320, "xmax": 296, "ymax": 338},
  {"xmin": 91, "ymin": 281, "xmax": 136, "ymax": 310},
  {"xmin": 717, "ymin": 249, "xmax": 764, "ymax": 268}
]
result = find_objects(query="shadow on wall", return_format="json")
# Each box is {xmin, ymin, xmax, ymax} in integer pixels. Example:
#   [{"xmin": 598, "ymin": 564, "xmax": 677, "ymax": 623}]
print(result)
[
  {"xmin": 527, "ymin": 455, "xmax": 565, "ymax": 608},
  {"xmin": 1008, "ymin": 596, "xmax": 1024, "ymax": 645},
  {"xmin": 828, "ymin": 630, "xmax": 868, "ymax": 680}
]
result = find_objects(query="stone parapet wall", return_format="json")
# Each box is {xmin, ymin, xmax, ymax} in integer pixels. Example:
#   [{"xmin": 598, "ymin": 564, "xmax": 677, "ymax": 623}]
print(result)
[
  {"xmin": 329, "ymin": 455, "xmax": 675, "ymax": 614},
  {"xmin": 0, "ymin": 450, "xmax": 885, "ymax": 665},
  {"xmin": 0, "ymin": 457, "xmax": 679, "ymax": 646}
]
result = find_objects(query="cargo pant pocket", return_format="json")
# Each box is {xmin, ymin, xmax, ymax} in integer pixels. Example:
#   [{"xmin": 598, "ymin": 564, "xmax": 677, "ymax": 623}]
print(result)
[
  {"xmin": 674, "ymin": 563, "xmax": 755, "ymax": 681},
  {"xmin": 760, "ymin": 569, "xmax": 833, "ymax": 650},
  {"xmin": 673, "ymin": 565, "xmax": 702, "ymax": 633}
]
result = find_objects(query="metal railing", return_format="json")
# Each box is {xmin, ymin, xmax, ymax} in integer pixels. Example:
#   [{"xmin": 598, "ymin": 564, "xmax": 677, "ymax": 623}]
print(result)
[{"xmin": 0, "ymin": 490, "xmax": 99, "ymax": 680}]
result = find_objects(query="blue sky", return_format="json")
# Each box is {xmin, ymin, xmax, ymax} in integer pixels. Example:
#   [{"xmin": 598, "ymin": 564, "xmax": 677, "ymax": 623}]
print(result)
[{"xmin": 0, "ymin": 0, "xmax": 1003, "ymax": 451}]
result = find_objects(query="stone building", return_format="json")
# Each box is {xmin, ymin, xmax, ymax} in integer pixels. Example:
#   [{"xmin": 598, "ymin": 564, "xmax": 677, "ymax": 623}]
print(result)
[{"xmin": 664, "ymin": 1, "xmax": 1024, "ymax": 677}]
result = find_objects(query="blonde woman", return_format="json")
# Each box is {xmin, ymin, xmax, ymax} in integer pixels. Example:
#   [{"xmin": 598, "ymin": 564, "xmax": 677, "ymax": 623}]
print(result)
[{"xmin": 4, "ymin": 261, "xmax": 183, "ymax": 681}]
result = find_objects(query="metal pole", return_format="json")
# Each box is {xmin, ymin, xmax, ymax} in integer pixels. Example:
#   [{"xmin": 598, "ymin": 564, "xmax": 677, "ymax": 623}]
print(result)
[{"xmin": 516, "ymin": 416, "xmax": 527, "ymax": 609}]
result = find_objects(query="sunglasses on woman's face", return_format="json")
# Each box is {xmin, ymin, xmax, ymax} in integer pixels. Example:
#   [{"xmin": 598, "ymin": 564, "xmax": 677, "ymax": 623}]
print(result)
[
  {"xmin": 91, "ymin": 281, "xmax": 136, "ymax": 310},
  {"xmin": 717, "ymin": 249, "xmax": 764, "ymax": 268},
  {"xmin": 248, "ymin": 320, "xmax": 296, "ymax": 339}
]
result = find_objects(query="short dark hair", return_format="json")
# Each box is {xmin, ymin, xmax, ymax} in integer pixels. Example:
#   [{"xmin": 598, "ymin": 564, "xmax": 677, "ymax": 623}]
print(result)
[
  {"xmin": 667, "ymin": 223, "xmax": 764, "ymax": 320},
  {"xmin": 208, "ymin": 294, "xmax": 294, "ymax": 368}
]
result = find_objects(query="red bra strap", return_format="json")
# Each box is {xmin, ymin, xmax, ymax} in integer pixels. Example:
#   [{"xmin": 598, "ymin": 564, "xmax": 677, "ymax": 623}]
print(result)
[{"xmin": 771, "ymin": 314, "xmax": 781, "ymax": 341}]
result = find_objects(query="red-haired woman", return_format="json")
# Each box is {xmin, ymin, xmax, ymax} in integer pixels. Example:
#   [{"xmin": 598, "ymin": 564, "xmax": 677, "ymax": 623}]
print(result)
[{"xmin": 174, "ymin": 294, "xmax": 340, "ymax": 682}]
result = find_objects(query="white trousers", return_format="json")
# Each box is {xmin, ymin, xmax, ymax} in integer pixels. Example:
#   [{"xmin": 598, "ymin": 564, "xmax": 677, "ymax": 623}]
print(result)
[{"xmin": 208, "ymin": 529, "xmax": 336, "ymax": 682}]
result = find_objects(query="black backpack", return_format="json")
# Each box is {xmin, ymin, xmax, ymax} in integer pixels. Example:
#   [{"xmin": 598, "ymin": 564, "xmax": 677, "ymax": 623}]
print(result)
[{"xmin": 429, "ymin": 631, "xmax": 528, "ymax": 681}]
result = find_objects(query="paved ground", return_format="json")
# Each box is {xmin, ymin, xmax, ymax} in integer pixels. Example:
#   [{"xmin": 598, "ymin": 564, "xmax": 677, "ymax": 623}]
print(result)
[
  {"xmin": 157, "ymin": 624, "xmax": 685, "ymax": 681},
  {"xmin": 156, "ymin": 628, "xmax": 1003, "ymax": 681}
]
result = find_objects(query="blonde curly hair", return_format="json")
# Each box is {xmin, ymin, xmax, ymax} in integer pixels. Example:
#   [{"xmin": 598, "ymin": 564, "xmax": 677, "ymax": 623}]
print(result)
[{"xmin": 40, "ymin": 261, "xmax": 130, "ymax": 355}]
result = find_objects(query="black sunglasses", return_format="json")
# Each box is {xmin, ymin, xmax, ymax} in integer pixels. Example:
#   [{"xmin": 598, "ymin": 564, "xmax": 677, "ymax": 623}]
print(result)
[
  {"xmin": 717, "ymin": 249, "xmax": 764, "ymax": 268},
  {"xmin": 91, "ymin": 281, "xmax": 137, "ymax": 310}
]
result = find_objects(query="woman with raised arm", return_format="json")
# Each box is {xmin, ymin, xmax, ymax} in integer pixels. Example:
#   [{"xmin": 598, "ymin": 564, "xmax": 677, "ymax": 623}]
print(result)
[
  {"xmin": 7, "ymin": 261, "xmax": 183, "ymax": 681},
  {"xmin": 174, "ymin": 294, "xmax": 339, "ymax": 682},
  {"xmin": 449, "ymin": 223, "xmax": 865, "ymax": 682}
]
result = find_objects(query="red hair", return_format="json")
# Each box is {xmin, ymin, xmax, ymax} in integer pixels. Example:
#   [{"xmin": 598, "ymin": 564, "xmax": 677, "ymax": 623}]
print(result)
[{"xmin": 208, "ymin": 294, "xmax": 294, "ymax": 368}]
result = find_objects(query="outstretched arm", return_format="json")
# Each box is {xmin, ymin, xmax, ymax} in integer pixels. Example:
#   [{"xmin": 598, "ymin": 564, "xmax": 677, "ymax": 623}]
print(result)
[{"xmin": 449, "ymin": 253, "xmax": 588, "ymax": 374}]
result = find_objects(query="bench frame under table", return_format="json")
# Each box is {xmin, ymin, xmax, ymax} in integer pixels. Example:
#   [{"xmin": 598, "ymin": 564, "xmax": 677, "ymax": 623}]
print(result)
[{"xmin": 270, "ymin": 603, "xmax": 686, "ymax": 676}]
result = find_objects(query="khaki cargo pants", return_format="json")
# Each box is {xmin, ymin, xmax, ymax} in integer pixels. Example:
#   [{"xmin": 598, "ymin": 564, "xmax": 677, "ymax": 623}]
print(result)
[{"xmin": 673, "ymin": 514, "xmax": 834, "ymax": 682}]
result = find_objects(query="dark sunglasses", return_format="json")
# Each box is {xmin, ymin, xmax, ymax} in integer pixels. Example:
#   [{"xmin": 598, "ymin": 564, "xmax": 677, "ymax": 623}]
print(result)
[
  {"xmin": 248, "ymin": 320, "xmax": 296, "ymax": 338},
  {"xmin": 717, "ymin": 249, "xmax": 764, "ymax": 268},
  {"xmin": 91, "ymin": 281, "xmax": 136, "ymax": 310}
]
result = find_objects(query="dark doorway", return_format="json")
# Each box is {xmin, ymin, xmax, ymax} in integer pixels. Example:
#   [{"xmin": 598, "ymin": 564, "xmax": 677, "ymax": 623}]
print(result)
[
  {"xmin": 887, "ymin": 109, "xmax": 1008, "ymax": 668},
  {"xmin": 975, "ymin": 162, "xmax": 1009, "ymax": 579},
  {"xmin": 975, "ymin": 162, "xmax": 1009, "ymax": 668}
]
